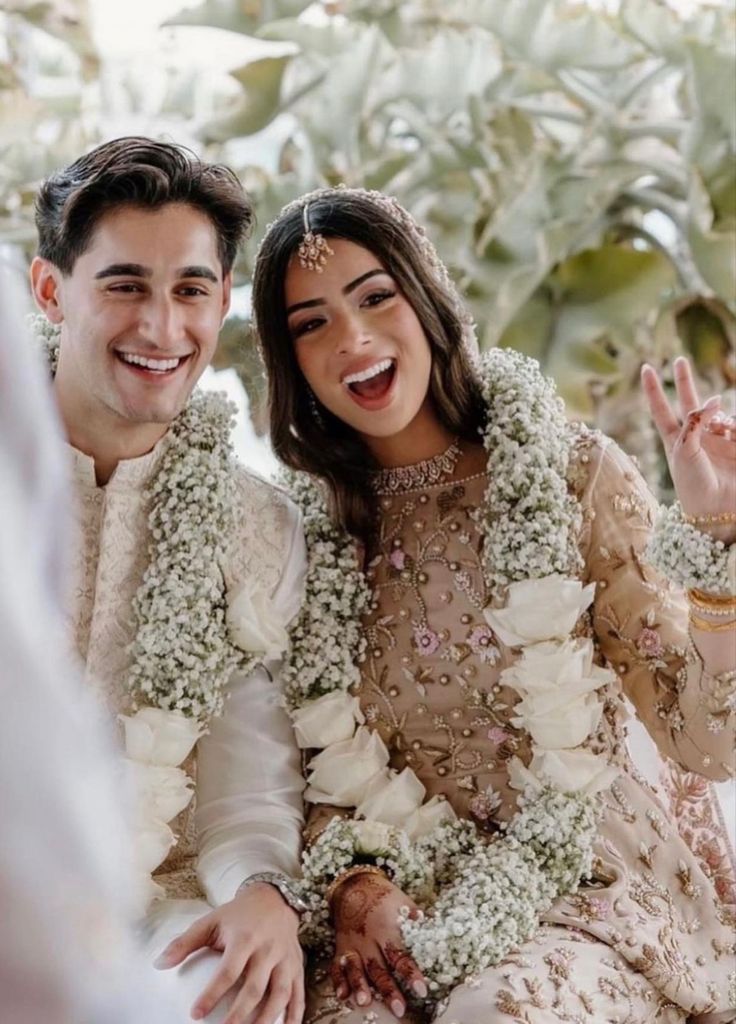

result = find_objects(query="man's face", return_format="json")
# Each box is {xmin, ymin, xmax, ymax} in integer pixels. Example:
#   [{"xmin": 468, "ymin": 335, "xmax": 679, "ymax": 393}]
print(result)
[{"xmin": 37, "ymin": 203, "xmax": 230, "ymax": 427}]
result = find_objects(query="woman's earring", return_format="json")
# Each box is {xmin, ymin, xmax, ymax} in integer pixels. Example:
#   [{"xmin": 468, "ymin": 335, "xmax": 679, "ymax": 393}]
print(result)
[{"xmin": 308, "ymin": 389, "xmax": 325, "ymax": 428}]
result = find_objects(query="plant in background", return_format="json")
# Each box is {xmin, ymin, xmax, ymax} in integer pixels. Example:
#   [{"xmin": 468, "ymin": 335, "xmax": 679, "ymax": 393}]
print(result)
[
  {"xmin": 0, "ymin": 1, "xmax": 100, "ymax": 250},
  {"xmin": 164, "ymin": 0, "xmax": 734, "ymax": 488}
]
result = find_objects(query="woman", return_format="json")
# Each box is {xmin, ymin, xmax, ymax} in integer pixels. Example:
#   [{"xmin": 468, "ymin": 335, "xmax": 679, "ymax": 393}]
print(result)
[{"xmin": 252, "ymin": 186, "xmax": 735, "ymax": 1023}]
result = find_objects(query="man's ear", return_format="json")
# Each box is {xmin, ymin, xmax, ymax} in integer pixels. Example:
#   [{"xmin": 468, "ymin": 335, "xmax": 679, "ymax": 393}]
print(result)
[
  {"xmin": 30, "ymin": 257, "xmax": 64, "ymax": 324},
  {"xmin": 220, "ymin": 271, "xmax": 232, "ymax": 325}
]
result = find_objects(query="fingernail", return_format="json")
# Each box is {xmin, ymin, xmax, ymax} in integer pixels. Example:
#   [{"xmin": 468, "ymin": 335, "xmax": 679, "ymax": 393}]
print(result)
[
  {"xmin": 391, "ymin": 999, "xmax": 405, "ymax": 1018},
  {"xmin": 190, "ymin": 1011, "xmax": 204, "ymax": 1021},
  {"xmin": 153, "ymin": 953, "xmax": 171, "ymax": 969},
  {"xmin": 412, "ymin": 980, "xmax": 428, "ymax": 997},
  {"xmin": 356, "ymin": 991, "xmax": 369, "ymax": 1006},
  {"xmin": 705, "ymin": 395, "xmax": 720, "ymax": 408}
]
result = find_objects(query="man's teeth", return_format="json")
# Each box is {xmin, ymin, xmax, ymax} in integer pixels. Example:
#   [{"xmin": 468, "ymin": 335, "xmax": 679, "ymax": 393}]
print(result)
[
  {"xmin": 119, "ymin": 353, "xmax": 183, "ymax": 372},
  {"xmin": 343, "ymin": 359, "xmax": 393, "ymax": 386}
]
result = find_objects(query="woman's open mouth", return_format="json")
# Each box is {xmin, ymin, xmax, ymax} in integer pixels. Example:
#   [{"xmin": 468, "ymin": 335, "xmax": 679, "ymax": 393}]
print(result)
[{"xmin": 342, "ymin": 358, "xmax": 397, "ymax": 409}]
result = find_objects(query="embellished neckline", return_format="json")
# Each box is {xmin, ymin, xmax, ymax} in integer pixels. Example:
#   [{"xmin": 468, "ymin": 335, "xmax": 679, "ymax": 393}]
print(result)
[{"xmin": 370, "ymin": 438, "xmax": 462, "ymax": 495}]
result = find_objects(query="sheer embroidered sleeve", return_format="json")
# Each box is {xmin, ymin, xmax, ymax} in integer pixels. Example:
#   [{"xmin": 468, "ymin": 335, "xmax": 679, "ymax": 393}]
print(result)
[{"xmin": 577, "ymin": 432, "xmax": 736, "ymax": 782}]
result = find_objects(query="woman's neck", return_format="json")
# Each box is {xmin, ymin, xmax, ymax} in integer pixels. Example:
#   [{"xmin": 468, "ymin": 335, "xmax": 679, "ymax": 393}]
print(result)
[{"xmin": 361, "ymin": 400, "xmax": 456, "ymax": 468}]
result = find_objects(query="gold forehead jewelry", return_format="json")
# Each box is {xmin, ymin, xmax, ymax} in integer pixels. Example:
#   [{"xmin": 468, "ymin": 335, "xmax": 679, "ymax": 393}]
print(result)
[{"xmin": 297, "ymin": 202, "xmax": 334, "ymax": 273}]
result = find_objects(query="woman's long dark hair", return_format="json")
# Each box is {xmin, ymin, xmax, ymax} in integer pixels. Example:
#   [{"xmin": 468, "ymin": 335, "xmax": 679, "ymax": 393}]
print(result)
[{"xmin": 252, "ymin": 190, "xmax": 484, "ymax": 541}]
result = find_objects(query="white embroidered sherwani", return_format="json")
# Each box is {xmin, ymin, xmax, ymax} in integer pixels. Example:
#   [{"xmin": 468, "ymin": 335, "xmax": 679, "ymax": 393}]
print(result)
[{"xmin": 67, "ymin": 434, "xmax": 306, "ymax": 1020}]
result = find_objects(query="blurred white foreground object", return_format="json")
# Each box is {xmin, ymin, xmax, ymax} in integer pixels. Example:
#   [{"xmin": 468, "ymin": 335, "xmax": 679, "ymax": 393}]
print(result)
[{"xmin": 0, "ymin": 255, "xmax": 177, "ymax": 1024}]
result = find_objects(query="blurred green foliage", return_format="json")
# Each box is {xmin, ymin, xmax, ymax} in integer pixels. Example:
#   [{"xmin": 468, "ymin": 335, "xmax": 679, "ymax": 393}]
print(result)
[{"xmin": 2, "ymin": 0, "xmax": 734, "ymax": 481}]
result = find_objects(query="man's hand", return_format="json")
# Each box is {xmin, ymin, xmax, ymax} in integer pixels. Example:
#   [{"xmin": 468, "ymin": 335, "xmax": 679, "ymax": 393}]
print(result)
[
  {"xmin": 154, "ymin": 883, "xmax": 305, "ymax": 1024},
  {"xmin": 329, "ymin": 871, "xmax": 427, "ymax": 1019}
]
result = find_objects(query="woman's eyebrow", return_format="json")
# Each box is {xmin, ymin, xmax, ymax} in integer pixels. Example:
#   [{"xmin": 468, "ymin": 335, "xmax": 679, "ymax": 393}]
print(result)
[{"xmin": 286, "ymin": 268, "xmax": 387, "ymax": 316}]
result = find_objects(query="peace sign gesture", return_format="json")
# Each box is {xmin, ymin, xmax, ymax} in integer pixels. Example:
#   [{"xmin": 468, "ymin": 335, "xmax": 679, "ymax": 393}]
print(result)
[{"xmin": 641, "ymin": 356, "xmax": 736, "ymax": 534}]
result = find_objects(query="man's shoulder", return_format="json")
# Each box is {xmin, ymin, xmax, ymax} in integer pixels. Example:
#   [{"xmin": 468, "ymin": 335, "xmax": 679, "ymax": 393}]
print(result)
[
  {"xmin": 224, "ymin": 461, "xmax": 300, "ymax": 584},
  {"xmin": 229, "ymin": 461, "xmax": 297, "ymax": 521}
]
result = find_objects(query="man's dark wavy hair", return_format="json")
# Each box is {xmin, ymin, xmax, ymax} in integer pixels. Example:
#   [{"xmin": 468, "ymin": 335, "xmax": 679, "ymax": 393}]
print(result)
[{"xmin": 35, "ymin": 136, "xmax": 254, "ymax": 275}]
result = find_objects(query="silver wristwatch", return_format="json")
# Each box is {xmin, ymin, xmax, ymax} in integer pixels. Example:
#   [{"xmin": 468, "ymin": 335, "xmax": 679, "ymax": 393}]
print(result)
[{"xmin": 237, "ymin": 871, "xmax": 309, "ymax": 914}]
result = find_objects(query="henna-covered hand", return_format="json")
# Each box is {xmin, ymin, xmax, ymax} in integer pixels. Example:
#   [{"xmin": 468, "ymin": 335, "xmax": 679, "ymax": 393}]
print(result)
[
  {"xmin": 328, "ymin": 871, "xmax": 428, "ymax": 1019},
  {"xmin": 642, "ymin": 357, "xmax": 736, "ymax": 543}
]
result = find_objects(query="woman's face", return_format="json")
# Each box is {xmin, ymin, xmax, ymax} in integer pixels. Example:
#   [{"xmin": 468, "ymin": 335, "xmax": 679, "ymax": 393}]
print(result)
[{"xmin": 284, "ymin": 238, "xmax": 433, "ymax": 441}]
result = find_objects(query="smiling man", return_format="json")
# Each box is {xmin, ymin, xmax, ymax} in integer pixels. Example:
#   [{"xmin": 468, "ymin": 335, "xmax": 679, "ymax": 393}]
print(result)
[{"xmin": 30, "ymin": 138, "xmax": 308, "ymax": 1024}]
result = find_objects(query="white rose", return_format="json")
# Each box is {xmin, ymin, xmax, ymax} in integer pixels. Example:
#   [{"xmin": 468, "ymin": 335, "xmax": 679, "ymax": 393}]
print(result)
[
  {"xmin": 353, "ymin": 819, "xmax": 401, "ymax": 857},
  {"xmin": 132, "ymin": 819, "xmax": 176, "ymax": 874},
  {"xmin": 125, "ymin": 760, "xmax": 194, "ymax": 824},
  {"xmin": 227, "ymin": 579, "xmax": 289, "ymax": 660},
  {"xmin": 120, "ymin": 708, "xmax": 201, "ymax": 767},
  {"xmin": 485, "ymin": 575, "xmax": 596, "ymax": 646},
  {"xmin": 504, "ymin": 637, "xmax": 613, "ymax": 749},
  {"xmin": 508, "ymin": 749, "xmax": 618, "ymax": 795},
  {"xmin": 355, "ymin": 767, "xmax": 425, "ymax": 826},
  {"xmin": 405, "ymin": 794, "xmax": 457, "ymax": 840},
  {"xmin": 292, "ymin": 691, "xmax": 365, "ymax": 749},
  {"xmin": 511, "ymin": 692, "xmax": 603, "ymax": 749},
  {"xmin": 305, "ymin": 726, "xmax": 390, "ymax": 806},
  {"xmin": 502, "ymin": 638, "xmax": 612, "ymax": 700}
]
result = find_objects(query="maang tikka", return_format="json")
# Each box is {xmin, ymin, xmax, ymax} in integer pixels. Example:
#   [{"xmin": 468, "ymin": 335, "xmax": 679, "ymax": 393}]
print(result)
[{"xmin": 297, "ymin": 202, "xmax": 334, "ymax": 273}]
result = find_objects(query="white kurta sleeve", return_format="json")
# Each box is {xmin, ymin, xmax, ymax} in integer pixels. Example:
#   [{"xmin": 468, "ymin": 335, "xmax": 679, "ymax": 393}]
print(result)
[{"xmin": 195, "ymin": 499, "xmax": 307, "ymax": 907}]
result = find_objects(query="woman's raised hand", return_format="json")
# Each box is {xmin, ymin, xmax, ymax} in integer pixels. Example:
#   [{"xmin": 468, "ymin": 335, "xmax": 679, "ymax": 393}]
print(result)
[
  {"xmin": 641, "ymin": 356, "xmax": 736, "ymax": 537},
  {"xmin": 329, "ymin": 871, "xmax": 427, "ymax": 1019}
]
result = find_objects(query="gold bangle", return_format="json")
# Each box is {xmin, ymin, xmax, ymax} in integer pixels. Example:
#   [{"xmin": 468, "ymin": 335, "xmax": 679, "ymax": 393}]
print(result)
[
  {"xmin": 687, "ymin": 589, "xmax": 736, "ymax": 615},
  {"xmin": 684, "ymin": 511, "xmax": 736, "ymax": 526},
  {"xmin": 689, "ymin": 611, "xmax": 736, "ymax": 633},
  {"xmin": 688, "ymin": 595, "xmax": 736, "ymax": 617},
  {"xmin": 326, "ymin": 864, "xmax": 388, "ymax": 904},
  {"xmin": 688, "ymin": 587, "xmax": 736, "ymax": 607}
]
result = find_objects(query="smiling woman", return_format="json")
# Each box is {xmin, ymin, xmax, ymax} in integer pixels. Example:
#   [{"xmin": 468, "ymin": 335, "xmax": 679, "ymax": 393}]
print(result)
[
  {"xmin": 253, "ymin": 189, "xmax": 485, "ymax": 539},
  {"xmin": 252, "ymin": 185, "xmax": 736, "ymax": 1024}
]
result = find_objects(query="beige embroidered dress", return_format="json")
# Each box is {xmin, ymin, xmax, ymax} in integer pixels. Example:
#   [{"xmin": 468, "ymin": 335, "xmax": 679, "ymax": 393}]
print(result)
[
  {"xmin": 305, "ymin": 431, "xmax": 736, "ymax": 1024},
  {"xmin": 67, "ymin": 436, "xmax": 306, "ymax": 1022}
]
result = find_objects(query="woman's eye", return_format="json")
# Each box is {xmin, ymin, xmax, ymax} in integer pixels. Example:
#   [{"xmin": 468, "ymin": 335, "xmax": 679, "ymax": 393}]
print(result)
[
  {"xmin": 363, "ymin": 289, "xmax": 395, "ymax": 307},
  {"xmin": 293, "ymin": 317, "xmax": 325, "ymax": 337}
]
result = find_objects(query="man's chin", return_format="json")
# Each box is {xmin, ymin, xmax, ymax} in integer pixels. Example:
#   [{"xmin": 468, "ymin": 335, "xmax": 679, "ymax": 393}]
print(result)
[{"xmin": 118, "ymin": 398, "xmax": 187, "ymax": 427}]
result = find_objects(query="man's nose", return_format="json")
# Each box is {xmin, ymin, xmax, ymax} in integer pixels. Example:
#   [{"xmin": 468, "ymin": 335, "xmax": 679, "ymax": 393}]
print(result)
[{"xmin": 139, "ymin": 296, "xmax": 184, "ymax": 348}]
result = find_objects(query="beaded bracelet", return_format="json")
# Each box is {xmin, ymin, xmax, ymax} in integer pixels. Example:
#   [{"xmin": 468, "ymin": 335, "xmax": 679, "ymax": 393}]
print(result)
[
  {"xmin": 689, "ymin": 611, "xmax": 736, "ymax": 633},
  {"xmin": 688, "ymin": 588, "xmax": 736, "ymax": 616},
  {"xmin": 684, "ymin": 511, "xmax": 736, "ymax": 526}
]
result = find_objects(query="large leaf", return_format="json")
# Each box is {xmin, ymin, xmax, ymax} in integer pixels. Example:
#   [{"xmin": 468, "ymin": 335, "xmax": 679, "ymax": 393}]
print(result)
[
  {"xmin": 687, "ymin": 174, "xmax": 736, "ymax": 306},
  {"xmin": 371, "ymin": 28, "xmax": 502, "ymax": 120},
  {"xmin": 543, "ymin": 245, "xmax": 677, "ymax": 416},
  {"xmin": 228, "ymin": 54, "xmax": 293, "ymax": 136},
  {"xmin": 164, "ymin": 0, "xmax": 309, "ymax": 36},
  {"xmin": 447, "ymin": 0, "xmax": 638, "ymax": 71}
]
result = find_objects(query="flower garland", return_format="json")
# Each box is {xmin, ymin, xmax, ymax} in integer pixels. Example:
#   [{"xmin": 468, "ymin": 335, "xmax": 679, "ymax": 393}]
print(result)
[
  {"xmin": 646, "ymin": 502, "xmax": 736, "ymax": 595},
  {"xmin": 284, "ymin": 347, "xmax": 618, "ymax": 997},
  {"xmin": 33, "ymin": 316, "xmax": 275, "ymax": 909}
]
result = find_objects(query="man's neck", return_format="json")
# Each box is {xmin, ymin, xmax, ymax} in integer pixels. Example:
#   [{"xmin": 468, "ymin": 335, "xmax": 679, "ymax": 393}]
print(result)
[{"xmin": 56, "ymin": 385, "xmax": 169, "ymax": 486}]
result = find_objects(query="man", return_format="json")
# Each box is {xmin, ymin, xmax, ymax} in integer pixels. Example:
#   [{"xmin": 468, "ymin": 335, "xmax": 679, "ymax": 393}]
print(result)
[{"xmin": 30, "ymin": 138, "xmax": 307, "ymax": 1024}]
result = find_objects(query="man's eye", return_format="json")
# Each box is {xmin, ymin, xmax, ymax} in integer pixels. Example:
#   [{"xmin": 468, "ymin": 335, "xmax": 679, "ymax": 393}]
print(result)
[
  {"xmin": 108, "ymin": 283, "xmax": 143, "ymax": 293},
  {"xmin": 178, "ymin": 286, "xmax": 208, "ymax": 297}
]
